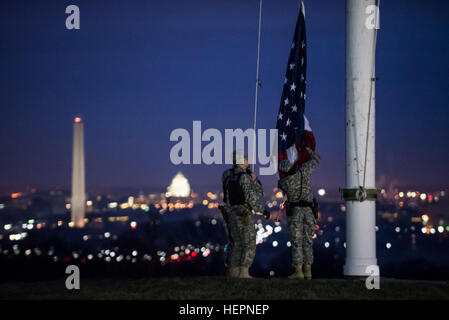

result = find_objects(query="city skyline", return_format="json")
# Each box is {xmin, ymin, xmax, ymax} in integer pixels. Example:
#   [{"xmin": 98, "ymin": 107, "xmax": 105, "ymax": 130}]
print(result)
[{"xmin": 1, "ymin": 0, "xmax": 449, "ymax": 194}]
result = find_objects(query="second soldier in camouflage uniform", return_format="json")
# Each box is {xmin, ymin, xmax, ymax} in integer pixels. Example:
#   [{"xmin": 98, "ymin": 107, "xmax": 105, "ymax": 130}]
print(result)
[
  {"xmin": 222, "ymin": 152, "xmax": 267, "ymax": 278},
  {"xmin": 278, "ymin": 147, "xmax": 320, "ymax": 280}
]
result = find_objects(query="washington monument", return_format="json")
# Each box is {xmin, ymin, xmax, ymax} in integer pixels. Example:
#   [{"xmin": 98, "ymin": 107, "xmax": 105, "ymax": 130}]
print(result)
[{"xmin": 71, "ymin": 116, "xmax": 86, "ymax": 228}]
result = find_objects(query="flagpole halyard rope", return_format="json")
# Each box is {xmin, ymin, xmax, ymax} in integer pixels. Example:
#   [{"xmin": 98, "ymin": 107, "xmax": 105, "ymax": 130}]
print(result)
[{"xmin": 251, "ymin": 0, "xmax": 263, "ymax": 172}]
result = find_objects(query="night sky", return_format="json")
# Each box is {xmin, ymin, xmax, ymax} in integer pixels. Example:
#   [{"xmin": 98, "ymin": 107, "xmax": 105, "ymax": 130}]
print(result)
[{"xmin": 1, "ymin": 0, "xmax": 448, "ymax": 194}]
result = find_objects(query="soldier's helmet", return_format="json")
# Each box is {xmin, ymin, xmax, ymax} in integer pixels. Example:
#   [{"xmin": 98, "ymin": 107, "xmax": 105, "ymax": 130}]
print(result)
[
  {"xmin": 232, "ymin": 151, "xmax": 248, "ymax": 165},
  {"xmin": 278, "ymin": 159, "xmax": 294, "ymax": 173}
]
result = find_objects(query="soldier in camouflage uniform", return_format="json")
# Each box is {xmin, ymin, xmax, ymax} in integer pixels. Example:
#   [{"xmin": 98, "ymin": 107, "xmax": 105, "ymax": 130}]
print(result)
[
  {"xmin": 222, "ymin": 152, "xmax": 267, "ymax": 278},
  {"xmin": 278, "ymin": 147, "xmax": 320, "ymax": 280}
]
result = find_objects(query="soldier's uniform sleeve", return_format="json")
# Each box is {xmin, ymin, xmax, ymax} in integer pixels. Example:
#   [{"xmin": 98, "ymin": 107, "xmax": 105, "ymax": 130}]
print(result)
[
  {"xmin": 253, "ymin": 178, "xmax": 264, "ymax": 198},
  {"xmin": 278, "ymin": 178, "xmax": 286, "ymax": 194},
  {"xmin": 239, "ymin": 173, "xmax": 265, "ymax": 213},
  {"xmin": 302, "ymin": 147, "xmax": 320, "ymax": 171},
  {"xmin": 222, "ymin": 170, "xmax": 231, "ymax": 206},
  {"xmin": 221, "ymin": 170, "xmax": 229, "ymax": 184}
]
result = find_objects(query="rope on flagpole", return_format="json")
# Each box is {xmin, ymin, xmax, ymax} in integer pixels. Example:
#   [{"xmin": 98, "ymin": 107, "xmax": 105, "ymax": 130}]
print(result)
[
  {"xmin": 362, "ymin": 0, "xmax": 380, "ymax": 189},
  {"xmin": 251, "ymin": 0, "xmax": 263, "ymax": 172}
]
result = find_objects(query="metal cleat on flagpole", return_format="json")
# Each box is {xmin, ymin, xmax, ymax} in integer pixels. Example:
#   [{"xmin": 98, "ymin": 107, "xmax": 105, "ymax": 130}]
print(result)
[{"xmin": 340, "ymin": 186, "xmax": 378, "ymax": 202}]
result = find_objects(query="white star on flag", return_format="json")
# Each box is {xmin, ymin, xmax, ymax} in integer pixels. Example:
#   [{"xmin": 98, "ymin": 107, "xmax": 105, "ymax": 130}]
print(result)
[
  {"xmin": 289, "ymin": 63, "xmax": 295, "ymax": 70},
  {"xmin": 284, "ymin": 98, "xmax": 289, "ymax": 106},
  {"xmin": 286, "ymin": 118, "xmax": 291, "ymax": 126},
  {"xmin": 281, "ymin": 133, "xmax": 287, "ymax": 141},
  {"xmin": 278, "ymin": 112, "xmax": 283, "ymax": 120},
  {"xmin": 290, "ymin": 83, "xmax": 296, "ymax": 91},
  {"xmin": 292, "ymin": 105, "xmax": 297, "ymax": 112}
]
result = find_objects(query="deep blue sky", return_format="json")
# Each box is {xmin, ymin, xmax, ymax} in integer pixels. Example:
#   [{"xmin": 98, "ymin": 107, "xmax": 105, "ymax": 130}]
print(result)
[{"xmin": 0, "ymin": 0, "xmax": 448, "ymax": 194}]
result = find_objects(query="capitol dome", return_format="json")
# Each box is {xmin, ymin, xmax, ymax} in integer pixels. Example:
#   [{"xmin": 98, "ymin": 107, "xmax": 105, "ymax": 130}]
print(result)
[{"xmin": 166, "ymin": 172, "xmax": 191, "ymax": 198}]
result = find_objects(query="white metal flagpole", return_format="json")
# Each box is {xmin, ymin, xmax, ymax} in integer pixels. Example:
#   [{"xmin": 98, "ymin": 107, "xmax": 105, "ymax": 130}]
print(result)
[{"xmin": 343, "ymin": 0, "xmax": 379, "ymax": 276}]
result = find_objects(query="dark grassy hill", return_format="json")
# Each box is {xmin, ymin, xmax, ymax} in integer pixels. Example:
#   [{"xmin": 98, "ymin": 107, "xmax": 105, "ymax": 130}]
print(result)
[{"xmin": 1, "ymin": 277, "xmax": 448, "ymax": 300}]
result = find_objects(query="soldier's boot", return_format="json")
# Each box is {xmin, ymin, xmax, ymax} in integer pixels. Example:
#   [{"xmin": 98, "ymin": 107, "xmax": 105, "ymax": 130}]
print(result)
[
  {"xmin": 289, "ymin": 265, "xmax": 305, "ymax": 279},
  {"xmin": 239, "ymin": 267, "xmax": 252, "ymax": 279},
  {"xmin": 304, "ymin": 264, "xmax": 312, "ymax": 280},
  {"xmin": 227, "ymin": 267, "xmax": 240, "ymax": 278}
]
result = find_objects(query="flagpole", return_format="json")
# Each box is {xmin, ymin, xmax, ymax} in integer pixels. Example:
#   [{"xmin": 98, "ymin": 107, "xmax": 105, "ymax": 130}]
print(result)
[
  {"xmin": 343, "ymin": 0, "xmax": 379, "ymax": 277},
  {"xmin": 251, "ymin": 0, "xmax": 263, "ymax": 172}
]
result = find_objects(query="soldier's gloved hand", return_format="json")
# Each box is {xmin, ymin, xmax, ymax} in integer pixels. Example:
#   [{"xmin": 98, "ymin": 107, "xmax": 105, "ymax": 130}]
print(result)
[{"xmin": 263, "ymin": 210, "xmax": 271, "ymax": 219}]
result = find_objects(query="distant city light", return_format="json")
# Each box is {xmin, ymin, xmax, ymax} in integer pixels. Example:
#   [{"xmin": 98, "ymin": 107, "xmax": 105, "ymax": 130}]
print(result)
[
  {"xmin": 421, "ymin": 227, "xmax": 427, "ymax": 234},
  {"xmin": 421, "ymin": 214, "xmax": 429, "ymax": 223},
  {"xmin": 130, "ymin": 221, "xmax": 137, "ymax": 229},
  {"xmin": 437, "ymin": 226, "xmax": 444, "ymax": 233},
  {"xmin": 318, "ymin": 189, "xmax": 326, "ymax": 196},
  {"xmin": 395, "ymin": 227, "xmax": 400, "ymax": 233},
  {"xmin": 11, "ymin": 192, "xmax": 23, "ymax": 199},
  {"xmin": 108, "ymin": 202, "xmax": 118, "ymax": 209},
  {"xmin": 207, "ymin": 192, "xmax": 218, "ymax": 200},
  {"xmin": 74, "ymin": 117, "xmax": 82, "ymax": 123},
  {"xmin": 386, "ymin": 243, "xmax": 392, "ymax": 249},
  {"xmin": 9, "ymin": 234, "xmax": 23, "ymax": 241},
  {"xmin": 324, "ymin": 242, "xmax": 330, "ymax": 248},
  {"xmin": 202, "ymin": 249, "xmax": 210, "ymax": 257},
  {"xmin": 430, "ymin": 228, "xmax": 436, "ymax": 234},
  {"xmin": 286, "ymin": 241, "xmax": 291, "ymax": 247},
  {"xmin": 420, "ymin": 193, "xmax": 427, "ymax": 200},
  {"xmin": 272, "ymin": 241, "xmax": 278, "ymax": 247}
]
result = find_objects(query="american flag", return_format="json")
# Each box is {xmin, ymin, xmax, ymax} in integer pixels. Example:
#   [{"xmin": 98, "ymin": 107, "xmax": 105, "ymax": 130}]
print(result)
[{"xmin": 276, "ymin": 2, "xmax": 315, "ymax": 178}]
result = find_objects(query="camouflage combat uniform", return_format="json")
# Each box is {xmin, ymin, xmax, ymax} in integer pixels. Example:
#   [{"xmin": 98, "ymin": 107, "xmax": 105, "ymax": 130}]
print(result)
[
  {"xmin": 278, "ymin": 147, "xmax": 320, "ymax": 266},
  {"xmin": 222, "ymin": 167, "xmax": 264, "ymax": 268}
]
